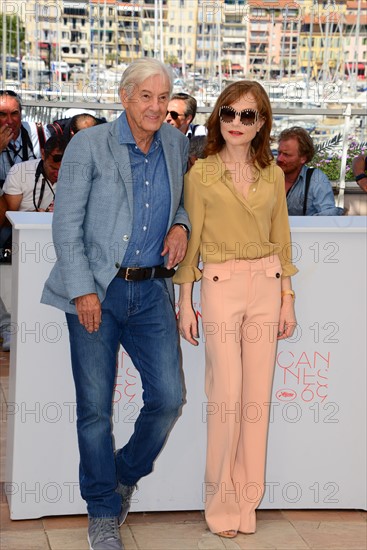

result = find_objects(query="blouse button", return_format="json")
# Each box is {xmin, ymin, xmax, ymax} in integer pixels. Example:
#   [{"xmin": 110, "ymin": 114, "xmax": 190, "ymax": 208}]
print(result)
[
  {"xmin": 213, "ymin": 276, "xmax": 219, "ymax": 282},
  {"xmin": 276, "ymin": 273, "xmax": 280, "ymax": 278}
]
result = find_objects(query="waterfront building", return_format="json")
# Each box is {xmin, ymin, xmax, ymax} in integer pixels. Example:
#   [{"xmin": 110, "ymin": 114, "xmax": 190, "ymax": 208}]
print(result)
[
  {"xmin": 1, "ymin": 0, "xmax": 365, "ymax": 84},
  {"xmin": 344, "ymin": 1, "xmax": 367, "ymax": 79},
  {"xmin": 299, "ymin": 0, "xmax": 347, "ymax": 82},
  {"xmin": 166, "ymin": 1, "xmax": 199, "ymax": 71}
]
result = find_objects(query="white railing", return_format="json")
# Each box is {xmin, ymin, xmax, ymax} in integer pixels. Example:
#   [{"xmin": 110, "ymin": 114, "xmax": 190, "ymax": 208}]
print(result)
[{"xmin": 17, "ymin": 98, "xmax": 367, "ymax": 209}]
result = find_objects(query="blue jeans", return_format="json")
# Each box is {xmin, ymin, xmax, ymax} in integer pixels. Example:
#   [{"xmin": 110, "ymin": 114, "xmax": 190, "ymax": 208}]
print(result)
[{"xmin": 66, "ymin": 277, "xmax": 183, "ymax": 518}]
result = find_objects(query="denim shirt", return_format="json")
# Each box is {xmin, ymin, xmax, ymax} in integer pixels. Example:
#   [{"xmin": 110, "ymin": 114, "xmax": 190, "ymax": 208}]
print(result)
[
  {"xmin": 119, "ymin": 112, "xmax": 171, "ymax": 267},
  {"xmin": 286, "ymin": 165, "xmax": 344, "ymax": 216}
]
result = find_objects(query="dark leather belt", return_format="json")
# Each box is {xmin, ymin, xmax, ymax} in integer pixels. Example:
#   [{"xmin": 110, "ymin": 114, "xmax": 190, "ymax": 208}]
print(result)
[{"xmin": 116, "ymin": 265, "xmax": 175, "ymax": 281}]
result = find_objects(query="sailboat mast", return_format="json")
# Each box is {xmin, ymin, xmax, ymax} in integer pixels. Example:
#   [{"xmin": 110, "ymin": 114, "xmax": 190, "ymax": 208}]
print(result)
[
  {"xmin": 103, "ymin": 0, "xmax": 107, "ymax": 68},
  {"xmin": 306, "ymin": 0, "xmax": 315, "ymax": 99},
  {"xmin": 322, "ymin": 6, "xmax": 330, "ymax": 88},
  {"xmin": 2, "ymin": 11, "xmax": 6, "ymax": 83},
  {"xmin": 159, "ymin": 0, "xmax": 163, "ymax": 62},
  {"xmin": 17, "ymin": 14, "xmax": 20, "ymax": 82},
  {"xmin": 154, "ymin": 0, "xmax": 158, "ymax": 58},
  {"xmin": 217, "ymin": 7, "xmax": 221, "ymax": 88},
  {"xmin": 267, "ymin": 9, "xmax": 275, "ymax": 81},
  {"xmin": 352, "ymin": 0, "xmax": 362, "ymax": 95}
]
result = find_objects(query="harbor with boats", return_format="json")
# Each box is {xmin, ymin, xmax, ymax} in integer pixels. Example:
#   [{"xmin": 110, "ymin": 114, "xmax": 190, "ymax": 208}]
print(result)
[
  {"xmin": 0, "ymin": 7, "xmax": 366, "ymax": 547},
  {"xmin": 1, "ymin": 0, "xmax": 366, "ymax": 206}
]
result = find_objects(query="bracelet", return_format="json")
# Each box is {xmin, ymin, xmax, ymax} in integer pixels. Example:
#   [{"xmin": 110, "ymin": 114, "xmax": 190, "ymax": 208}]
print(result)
[
  {"xmin": 355, "ymin": 173, "xmax": 367, "ymax": 182},
  {"xmin": 281, "ymin": 290, "xmax": 295, "ymax": 300}
]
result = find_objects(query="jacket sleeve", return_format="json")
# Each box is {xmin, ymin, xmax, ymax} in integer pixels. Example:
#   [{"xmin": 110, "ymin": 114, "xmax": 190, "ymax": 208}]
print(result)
[
  {"xmin": 170, "ymin": 136, "xmax": 191, "ymax": 231},
  {"xmin": 51, "ymin": 132, "xmax": 98, "ymax": 302}
]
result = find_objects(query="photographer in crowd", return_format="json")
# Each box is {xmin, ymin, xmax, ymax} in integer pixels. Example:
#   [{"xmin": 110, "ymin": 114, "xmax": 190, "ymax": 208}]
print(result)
[{"xmin": 0, "ymin": 90, "xmax": 49, "ymax": 188}]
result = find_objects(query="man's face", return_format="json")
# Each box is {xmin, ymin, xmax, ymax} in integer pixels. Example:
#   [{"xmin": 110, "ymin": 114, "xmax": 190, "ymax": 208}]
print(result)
[
  {"xmin": 120, "ymin": 74, "xmax": 170, "ymax": 141},
  {"xmin": 0, "ymin": 96, "xmax": 22, "ymax": 140},
  {"xmin": 43, "ymin": 149, "xmax": 63, "ymax": 184},
  {"xmin": 165, "ymin": 99, "xmax": 191, "ymax": 134},
  {"xmin": 277, "ymin": 138, "xmax": 307, "ymax": 175}
]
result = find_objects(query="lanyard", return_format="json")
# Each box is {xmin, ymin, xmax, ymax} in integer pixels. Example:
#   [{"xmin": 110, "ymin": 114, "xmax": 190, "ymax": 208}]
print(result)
[
  {"xmin": 5, "ymin": 125, "xmax": 37, "ymax": 167},
  {"xmin": 33, "ymin": 160, "xmax": 55, "ymax": 211}
]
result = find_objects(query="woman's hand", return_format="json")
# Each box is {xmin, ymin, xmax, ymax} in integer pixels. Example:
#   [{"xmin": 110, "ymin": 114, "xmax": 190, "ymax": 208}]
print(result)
[
  {"xmin": 178, "ymin": 302, "xmax": 199, "ymax": 346},
  {"xmin": 277, "ymin": 296, "xmax": 297, "ymax": 340}
]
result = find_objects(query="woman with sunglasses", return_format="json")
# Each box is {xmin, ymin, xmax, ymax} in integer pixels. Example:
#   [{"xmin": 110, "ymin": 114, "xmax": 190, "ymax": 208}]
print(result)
[{"xmin": 174, "ymin": 81, "xmax": 298, "ymax": 539}]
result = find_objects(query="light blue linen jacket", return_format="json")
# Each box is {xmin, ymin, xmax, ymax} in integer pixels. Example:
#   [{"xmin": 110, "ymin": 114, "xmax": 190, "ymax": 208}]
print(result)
[{"xmin": 41, "ymin": 116, "xmax": 190, "ymax": 314}]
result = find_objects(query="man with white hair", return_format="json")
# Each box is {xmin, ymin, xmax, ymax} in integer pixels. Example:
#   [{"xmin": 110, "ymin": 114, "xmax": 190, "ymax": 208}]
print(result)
[{"xmin": 42, "ymin": 59, "xmax": 190, "ymax": 550}]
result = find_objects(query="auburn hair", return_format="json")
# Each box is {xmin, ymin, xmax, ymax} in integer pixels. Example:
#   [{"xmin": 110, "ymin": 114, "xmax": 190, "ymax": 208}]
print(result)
[{"xmin": 204, "ymin": 80, "xmax": 273, "ymax": 168}]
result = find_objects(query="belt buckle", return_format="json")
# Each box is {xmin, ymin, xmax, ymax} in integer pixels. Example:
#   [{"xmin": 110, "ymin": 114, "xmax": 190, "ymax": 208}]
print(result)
[{"xmin": 125, "ymin": 267, "xmax": 138, "ymax": 281}]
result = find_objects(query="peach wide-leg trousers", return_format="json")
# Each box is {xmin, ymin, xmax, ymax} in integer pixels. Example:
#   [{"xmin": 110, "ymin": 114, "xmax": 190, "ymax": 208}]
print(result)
[{"xmin": 201, "ymin": 256, "xmax": 282, "ymax": 534}]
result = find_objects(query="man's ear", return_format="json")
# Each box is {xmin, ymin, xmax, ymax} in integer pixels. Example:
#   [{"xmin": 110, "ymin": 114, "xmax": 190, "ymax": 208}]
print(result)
[
  {"xmin": 119, "ymin": 88, "xmax": 128, "ymax": 109},
  {"xmin": 186, "ymin": 114, "xmax": 193, "ymax": 125},
  {"xmin": 300, "ymin": 155, "xmax": 307, "ymax": 166}
]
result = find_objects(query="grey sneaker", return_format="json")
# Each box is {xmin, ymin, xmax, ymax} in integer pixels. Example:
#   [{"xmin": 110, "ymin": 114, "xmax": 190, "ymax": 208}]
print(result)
[
  {"xmin": 116, "ymin": 483, "xmax": 137, "ymax": 526},
  {"xmin": 87, "ymin": 517, "xmax": 124, "ymax": 550}
]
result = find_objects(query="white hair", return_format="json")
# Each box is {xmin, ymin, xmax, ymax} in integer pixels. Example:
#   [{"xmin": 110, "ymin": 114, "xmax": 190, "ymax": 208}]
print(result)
[{"xmin": 119, "ymin": 58, "xmax": 173, "ymax": 96}]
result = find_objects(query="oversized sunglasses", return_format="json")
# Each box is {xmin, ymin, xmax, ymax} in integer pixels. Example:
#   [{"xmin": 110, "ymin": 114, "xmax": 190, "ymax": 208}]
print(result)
[
  {"xmin": 166, "ymin": 110, "xmax": 185, "ymax": 120},
  {"xmin": 219, "ymin": 106, "xmax": 259, "ymax": 126}
]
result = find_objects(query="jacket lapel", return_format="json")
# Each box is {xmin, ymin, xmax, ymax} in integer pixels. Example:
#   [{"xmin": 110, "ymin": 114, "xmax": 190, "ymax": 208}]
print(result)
[{"xmin": 107, "ymin": 119, "xmax": 134, "ymax": 215}]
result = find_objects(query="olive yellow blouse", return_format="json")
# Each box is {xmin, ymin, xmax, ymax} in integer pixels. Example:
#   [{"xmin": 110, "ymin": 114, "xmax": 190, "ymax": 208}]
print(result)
[{"xmin": 173, "ymin": 154, "xmax": 298, "ymax": 284}]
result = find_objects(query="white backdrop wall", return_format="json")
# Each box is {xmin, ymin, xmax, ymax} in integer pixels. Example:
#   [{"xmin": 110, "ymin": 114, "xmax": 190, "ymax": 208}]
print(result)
[{"xmin": 4, "ymin": 213, "xmax": 366, "ymax": 519}]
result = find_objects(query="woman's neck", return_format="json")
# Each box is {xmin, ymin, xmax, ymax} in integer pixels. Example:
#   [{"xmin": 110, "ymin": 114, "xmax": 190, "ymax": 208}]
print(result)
[{"xmin": 220, "ymin": 144, "xmax": 252, "ymax": 165}]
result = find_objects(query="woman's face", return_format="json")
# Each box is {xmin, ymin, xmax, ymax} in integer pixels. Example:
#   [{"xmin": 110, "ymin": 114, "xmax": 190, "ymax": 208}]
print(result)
[{"xmin": 219, "ymin": 92, "xmax": 264, "ymax": 148}]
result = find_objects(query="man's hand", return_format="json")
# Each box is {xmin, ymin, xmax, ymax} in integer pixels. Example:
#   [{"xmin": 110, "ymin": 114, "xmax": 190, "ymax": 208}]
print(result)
[
  {"xmin": 0, "ymin": 125, "xmax": 13, "ymax": 152},
  {"xmin": 75, "ymin": 293, "xmax": 101, "ymax": 333},
  {"xmin": 161, "ymin": 225, "xmax": 188, "ymax": 269}
]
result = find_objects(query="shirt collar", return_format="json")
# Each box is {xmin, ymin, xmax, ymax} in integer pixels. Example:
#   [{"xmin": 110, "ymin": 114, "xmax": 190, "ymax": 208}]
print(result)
[
  {"xmin": 118, "ymin": 111, "xmax": 162, "ymax": 149},
  {"xmin": 9, "ymin": 132, "xmax": 22, "ymax": 149},
  {"xmin": 186, "ymin": 124, "xmax": 193, "ymax": 139},
  {"xmin": 294, "ymin": 164, "xmax": 308, "ymax": 188},
  {"xmin": 297, "ymin": 164, "xmax": 308, "ymax": 181}
]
